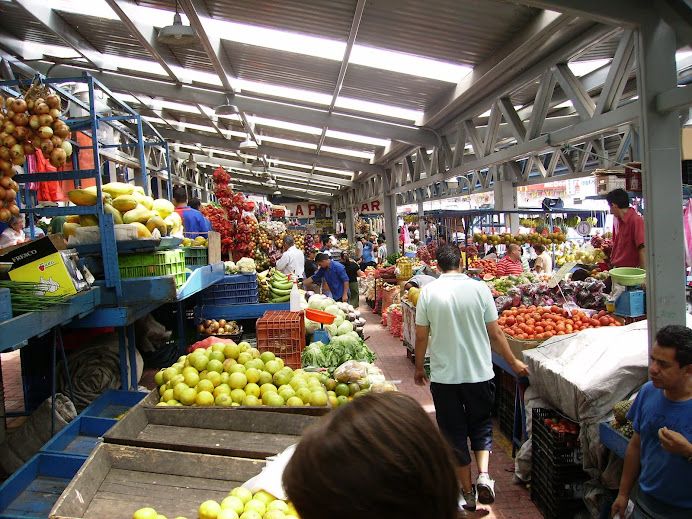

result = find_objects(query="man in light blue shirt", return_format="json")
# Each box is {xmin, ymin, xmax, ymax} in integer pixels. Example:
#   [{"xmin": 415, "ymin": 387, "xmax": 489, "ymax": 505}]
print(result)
[{"xmin": 414, "ymin": 244, "xmax": 529, "ymax": 512}]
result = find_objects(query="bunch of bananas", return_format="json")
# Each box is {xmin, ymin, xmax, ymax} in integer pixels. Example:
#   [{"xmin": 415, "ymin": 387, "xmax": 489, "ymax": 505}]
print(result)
[
  {"xmin": 565, "ymin": 216, "xmax": 581, "ymax": 228},
  {"xmin": 258, "ymin": 268, "xmax": 301, "ymax": 303}
]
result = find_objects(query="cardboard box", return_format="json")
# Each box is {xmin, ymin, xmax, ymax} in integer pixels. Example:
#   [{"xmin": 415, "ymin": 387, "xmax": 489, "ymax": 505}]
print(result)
[
  {"xmin": 596, "ymin": 175, "xmax": 626, "ymax": 195},
  {"xmin": 0, "ymin": 235, "xmax": 78, "ymax": 297},
  {"xmin": 682, "ymin": 127, "xmax": 692, "ymax": 161},
  {"xmin": 505, "ymin": 335, "xmax": 546, "ymax": 361}
]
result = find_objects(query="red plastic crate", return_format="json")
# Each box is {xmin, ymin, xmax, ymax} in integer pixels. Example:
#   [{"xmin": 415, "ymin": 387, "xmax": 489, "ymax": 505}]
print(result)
[{"xmin": 256, "ymin": 311, "xmax": 306, "ymax": 369}]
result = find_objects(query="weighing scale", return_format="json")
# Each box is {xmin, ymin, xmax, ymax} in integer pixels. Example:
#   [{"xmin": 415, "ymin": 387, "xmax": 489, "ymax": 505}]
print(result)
[
  {"xmin": 305, "ymin": 308, "xmax": 336, "ymax": 344},
  {"xmin": 609, "ymin": 268, "xmax": 646, "ymax": 317}
]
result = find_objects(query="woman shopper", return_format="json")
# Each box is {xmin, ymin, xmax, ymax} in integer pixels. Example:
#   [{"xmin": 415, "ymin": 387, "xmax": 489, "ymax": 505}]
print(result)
[
  {"xmin": 283, "ymin": 392, "xmax": 460, "ymax": 519},
  {"xmin": 340, "ymin": 251, "xmax": 364, "ymax": 308},
  {"xmin": 0, "ymin": 215, "xmax": 26, "ymax": 249}
]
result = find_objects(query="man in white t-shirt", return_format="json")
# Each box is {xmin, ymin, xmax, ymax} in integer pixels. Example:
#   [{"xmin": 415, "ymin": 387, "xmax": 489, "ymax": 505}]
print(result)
[
  {"xmin": 414, "ymin": 244, "xmax": 529, "ymax": 512},
  {"xmin": 276, "ymin": 234, "xmax": 305, "ymax": 278},
  {"xmin": 376, "ymin": 238, "xmax": 387, "ymax": 264}
]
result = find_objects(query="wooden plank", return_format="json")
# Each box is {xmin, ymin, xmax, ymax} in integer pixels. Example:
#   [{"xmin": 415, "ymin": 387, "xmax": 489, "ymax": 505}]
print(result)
[
  {"xmin": 207, "ymin": 231, "xmax": 221, "ymax": 264},
  {"xmin": 51, "ymin": 444, "xmax": 265, "ymax": 519},
  {"xmin": 119, "ymin": 423, "xmax": 299, "ymax": 459}
]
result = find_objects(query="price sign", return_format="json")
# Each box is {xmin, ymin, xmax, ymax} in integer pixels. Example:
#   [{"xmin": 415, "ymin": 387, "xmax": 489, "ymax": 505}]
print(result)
[{"xmin": 576, "ymin": 221, "xmax": 592, "ymax": 236}]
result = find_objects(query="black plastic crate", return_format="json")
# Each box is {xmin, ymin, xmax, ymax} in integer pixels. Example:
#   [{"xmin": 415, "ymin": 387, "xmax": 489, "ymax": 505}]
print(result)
[
  {"xmin": 497, "ymin": 383, "xmax": 516, "ymax": 440},
  {"xmin": 683, "ymin": 160, "xmax": 692, "ymax": 185},
  {"xmin": 533, "ymin": 408, "xmax": 581, "ymax": 459},
  {"xmin": 531, "ymin": 479, "xmax": 586, "ymax": 519},
  {"xmin": 532, "ymin": 453, "xmax": 588, "ymax": 499}
]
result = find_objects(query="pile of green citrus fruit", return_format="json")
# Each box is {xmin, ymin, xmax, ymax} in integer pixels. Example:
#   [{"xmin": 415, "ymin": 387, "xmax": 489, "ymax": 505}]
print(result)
[
  {"xmin": 154, "ymin": 341, "xmax": 329, "ymax": 407},
  {"xmin": 133, "ymin": 487, "xmax": 299, "ymax": 519},
  {"xmin": 323, "ymin": 376, "xmax": 371, "ymax": 407}
]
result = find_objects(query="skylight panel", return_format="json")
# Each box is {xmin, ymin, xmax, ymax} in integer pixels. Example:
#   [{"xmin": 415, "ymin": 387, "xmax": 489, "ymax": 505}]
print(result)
[
  {"xmin": 237, "ymin": 80, "xmax": 331, "ymax": 105},
  {"xmin": 350, "ymin": 45, "xmax": 471, "ymax": 83},
  {"xmin": 314, "ymin": 166, "xmax": 355, "ymax": 176},
  {"xmin": 335, "ymin": 97, "xmax": 421, "ymax": 121},
  {"xmin": 52, "ymin": 0, "xmax": 118, "ymax": 20},
  {"xmin": 320, "ymin": 145, "xmax": 374, "ymax": 160},
  {"xmin": 251, "ymin": 116, "xmax": 322, "ymax": 135},
  {"xmin": 325, "ymin": 130, "xmax": 389, "ymax": 147},
  {"xmin": 567, "ymin": 59, "xmax": 611, "ymax": 77},
  {"xmin": 259, "ymin": 136, "xmax": 318, "ymax": 150}
]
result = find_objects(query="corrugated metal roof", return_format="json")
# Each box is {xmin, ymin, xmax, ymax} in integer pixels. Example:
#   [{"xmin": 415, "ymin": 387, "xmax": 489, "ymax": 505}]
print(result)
[
  {"xmin": 340, "ymin": 64, "xmax": 452, "ymax": 111},
  {"xmin": 222, "ymin": 41, "xmax": 340, "ymax": 95},
  {"xmin": 1, "ymin": 2, "xmax": 68, "ymax": 48},
  {"xmin": 356, "ymin": 0, "xmax": 539, "ymax": 66},
  {"xmin": 205, "ymin": 0, "xmax": 356, "ymax": 41}
]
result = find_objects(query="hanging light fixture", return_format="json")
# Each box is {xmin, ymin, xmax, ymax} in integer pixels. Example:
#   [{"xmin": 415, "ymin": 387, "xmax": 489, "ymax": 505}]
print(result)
[
  {"xmin": 273, "ymin": 188, "xmax": 282, "ymax": 196},
  {"xmin": 157, "ymin": 1, "xmax": 199, "ymax": 46}
]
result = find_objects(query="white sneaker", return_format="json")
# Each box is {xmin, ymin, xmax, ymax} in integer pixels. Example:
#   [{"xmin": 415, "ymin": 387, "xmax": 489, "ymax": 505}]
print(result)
[
  {"xmin": 460, "ymin": 485, "xmax": 477, "ymax": 511},
  {"xmin": 477, "ymin": 473, "xmax": 495, "ymax": 504}
]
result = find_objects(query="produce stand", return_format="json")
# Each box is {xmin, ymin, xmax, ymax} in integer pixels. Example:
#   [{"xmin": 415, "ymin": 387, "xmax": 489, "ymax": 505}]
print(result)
[
  {"xmin": 49, "ymin": 444, "xmax": 264, "ymax": 519},
  {"xmin": 599, "ymin": 421, "xmax": 629, "ymax": 459},
  {"xmin": 0, "ymin": 389, "xmax": 146, "ymax": 518},
  {"xmin": 103, "ymin": 396, "xmax": 319, "ymax": 459}
]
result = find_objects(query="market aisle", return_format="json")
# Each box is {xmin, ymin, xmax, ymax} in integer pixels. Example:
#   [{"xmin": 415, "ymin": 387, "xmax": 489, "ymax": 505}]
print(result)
[{"xmin": 361, "ymin": 299, "xmax": 541, "ymax": 519}]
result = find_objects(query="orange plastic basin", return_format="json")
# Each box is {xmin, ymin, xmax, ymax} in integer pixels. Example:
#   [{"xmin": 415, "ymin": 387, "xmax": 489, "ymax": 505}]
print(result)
[{"xmin": 305, "ymin": 308, "xmax": 336, "ymax": 324}]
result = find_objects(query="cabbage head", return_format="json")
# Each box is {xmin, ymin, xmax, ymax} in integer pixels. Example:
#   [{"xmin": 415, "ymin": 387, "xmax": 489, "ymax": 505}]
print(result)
[
  {"xmin": 308, "ymin": 294, "xmax": 324, "ymax": 309},
  {"xmin": 321, "ymin": 297, "xmax": 335, "ymax": 310},
  {"xmin": 337, "ymin": 321, "xmax": 353, "ymax": 335}
]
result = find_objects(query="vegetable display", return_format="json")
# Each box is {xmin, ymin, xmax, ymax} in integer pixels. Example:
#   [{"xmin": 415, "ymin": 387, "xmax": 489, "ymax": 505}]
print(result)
[
  {"xmin": 493, "ymin": 278, "xmax": 608, "ymax": 311},
  {"xmin": 499, "ymin": 306, "xmax": 621, "ymax": 340},
  {"xmin": 197, "ymin": 319, "xmax": 240, "ymax": 336}
]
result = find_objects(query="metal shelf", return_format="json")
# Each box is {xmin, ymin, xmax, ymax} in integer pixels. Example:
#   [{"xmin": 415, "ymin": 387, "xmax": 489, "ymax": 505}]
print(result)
[{"xmin": 0, "ymin": 288, "xmax": 101, "ymax": 352}]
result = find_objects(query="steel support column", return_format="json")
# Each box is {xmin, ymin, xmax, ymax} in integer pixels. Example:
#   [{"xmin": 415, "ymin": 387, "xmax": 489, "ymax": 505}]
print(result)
[
  {"xmin": 637, "ymin": 21, "xmax": 687, "ymax": 347},
  {"xmin": 345, "ymin": 207, "xmax": 355, "ymax": 246},
  {"xmin": 418, "ymin": 198, "xmax": 425, "ymax": 244},
  {"xmin": 493, "ymin": 180, "xmax": 519, "ymax": 233},
  {"xmin": 383, "ymin": 194, "xmax": 398, "ymax": 255}
]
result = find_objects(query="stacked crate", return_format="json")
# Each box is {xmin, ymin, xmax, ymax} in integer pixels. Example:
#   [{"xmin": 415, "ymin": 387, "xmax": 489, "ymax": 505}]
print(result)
[
  {"xmin": 256, "ymin": 311, "xmax": 305, "ymax": 369},
  {"xmin": 182, "ymin": 246, "xmax": 208, "ymax": 267},
  {"xmin": 118, "ymin": 249, "xmax": 186, "ymax": 287},
  {"xmin": 200, "ymin": 273, "xmax": 259, "ymax": 305},
  {"xmin": 531, "ymin": 408, "xmax": 588, "ymax": 519},
  {"xmin": 496, "ymin": 369, "xmax": 516, "ymax": 440}
]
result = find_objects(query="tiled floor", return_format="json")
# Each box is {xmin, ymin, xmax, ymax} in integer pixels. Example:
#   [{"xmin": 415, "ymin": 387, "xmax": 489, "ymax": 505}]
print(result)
[{"xmin": 0, "ymin": 300, "xmax": 542, "ymax": 518}]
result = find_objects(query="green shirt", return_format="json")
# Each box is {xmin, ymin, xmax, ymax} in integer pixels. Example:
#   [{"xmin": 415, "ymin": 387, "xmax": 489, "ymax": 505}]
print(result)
[{"xmin": 415, "ymin": 273, "xmax": 498, "ymax": 384}]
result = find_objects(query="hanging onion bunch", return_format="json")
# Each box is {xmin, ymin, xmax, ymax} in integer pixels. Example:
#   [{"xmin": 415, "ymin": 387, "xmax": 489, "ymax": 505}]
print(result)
[{"xmin": 0, "ymin": 84, "xmax": 73, "ymax": 222}]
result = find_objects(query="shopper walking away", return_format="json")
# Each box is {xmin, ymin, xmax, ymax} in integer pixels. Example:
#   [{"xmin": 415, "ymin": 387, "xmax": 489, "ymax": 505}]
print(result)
[
  {"xmin": 303, "ymin": 253, "xmax": 349, "ymax": 302},
  {"xmin": 0, "ymin": 215, "xmax": 26, "ymax": 249},
  {"xmin": 283, "ymin": 392, "xmax": 459, "ymax": 519},
  {"xmin": 532, "ymin": 244, "xmax": 553, "ymax": 275},
  {"xmin": 275, "ymin": 234, "xmax": 305, "ymax": 279},
  {"xmin": 360, "ymin": 236, "xmax": 376, "ymax": 269},
  {"xmin": 188, "ymin": 198, "xmax": 213, "ymax": 232},
  {"xmin": 340, "ymin": 251, "xmax": 364, "ymax": 308},
  {"xmin": 173, "ymin": 187, "xmax": 209, "ymax": 239},
  {"xmin": 611, "ymin": 325, "xmax": 692, "ymax": 519},
  {"xmin": 413, "ymin": 244, "xmax": 529, "ymax": 511},
  {"xmin": 606, "ymin": 188, "xmax": 646, "ymax": 268},
  {"xmin": 376, "ymin": 238, "xmax": 388, "ymax": 265},
  {"xmin": 496, "ymin": 243, "xmax": 524, "ymax": 276}
]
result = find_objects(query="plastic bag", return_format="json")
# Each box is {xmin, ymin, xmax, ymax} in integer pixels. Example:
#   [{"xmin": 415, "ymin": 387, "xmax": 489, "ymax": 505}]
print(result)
[{"xmin": 333, "ymin": 360, "xmax": 368, "ymax": 383}]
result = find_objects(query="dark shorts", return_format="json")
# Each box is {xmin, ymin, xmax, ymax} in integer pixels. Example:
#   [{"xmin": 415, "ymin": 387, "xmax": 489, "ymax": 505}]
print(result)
[{"xmin": 430, "ymin": 380, "xmax": 495, "ymax": 467}]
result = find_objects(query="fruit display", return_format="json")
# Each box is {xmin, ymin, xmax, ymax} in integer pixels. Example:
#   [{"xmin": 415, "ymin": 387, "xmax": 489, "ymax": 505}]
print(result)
[
  {"xmin": 555, "ymin": 240, "xmax": 607, "ymax": 266},
  {"xmin": 0, "ymin": 85, "xmax": 75, "ymax": 222},
  {"xmin": 468, "ymin": 258, "xmax": 497, "ymax": 278},
  {"xmin": 493, "ymin": 277, "xmax": 609, "ymax": 311},
  {"xmin": 197, "ymin": 319, "xmax": 241, "ymax": 336},
  {"xmin": 287, "ymin": 230, "xmax": 305, "ymax": 252},
  {"xmin": 64, "ymin": 182, "xmax": 180, "ymax": 239},
  {"xmin": 473, "ymin": 230, "xmax": 566, "ymax": 247},
  {"xmin": 154, "ymin": 341, "xmax": 330, "ymax": 408},
  {"xmin": 608, "ymin": 399, "xmax": 635, "ymax": 438},
  {"xmin": 499, "ymin": 306, "xmax": 622, "ymax": 340},
  {"xmin": 182, "ymin": 236, "xmax": 208, "ymax": 247},
  {"xmin": 257, "ymin": 268, "xmax": 298, "ymax": 304},
  {"xmin": 543, "ymin": 416, "xmax": 580, "ymax": 435},
  {"xmin": 485, "ymin": 273, "xmax": 541, "ymax": 295},
  {"xmin": 319, "ymin": 360, "xmax": 395, "ymax": 408},
  {"xmin": 132, "ymin": 484, "xmax": 300, "ymax": 519}
]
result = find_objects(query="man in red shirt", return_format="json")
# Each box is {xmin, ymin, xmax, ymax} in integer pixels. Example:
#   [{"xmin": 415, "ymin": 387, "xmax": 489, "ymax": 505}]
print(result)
[
  {"xmin": 496, "ymin": 244, "xmax": 524, "ymax": 276},
  {"xmin": 606, "ymin": 189, "xmax": 645, "ymax": 268}
]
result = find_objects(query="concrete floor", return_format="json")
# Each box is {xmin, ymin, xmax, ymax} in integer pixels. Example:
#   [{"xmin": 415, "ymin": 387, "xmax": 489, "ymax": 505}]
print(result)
[{"xmin": 0, "ymin": 298, "xmax": 543, "ymax": 518}]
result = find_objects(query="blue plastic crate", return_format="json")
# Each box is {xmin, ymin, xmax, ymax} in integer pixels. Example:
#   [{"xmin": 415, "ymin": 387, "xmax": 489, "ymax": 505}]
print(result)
[
  {"xmin": 202, "ymin": 273, "xmax": 259, "ymax": 305},
  {"xmin": 0, "ymin": 452, "xmax": 85, "ymax": 519},
  {"xmin": 41, "ymin": 416, "xmax": 116, "ymax": 457},
  {"xmin": 81, "ymin": 389, "xmax": 147, "ymax": 419}
]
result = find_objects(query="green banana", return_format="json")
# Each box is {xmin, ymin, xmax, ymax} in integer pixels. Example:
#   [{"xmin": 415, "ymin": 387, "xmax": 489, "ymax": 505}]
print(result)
[
  {"xmin": 271, "ymin": 281, "xmax": 293, "ymax": 291},
  {"xmin": 273, "ymin": 271, "xmax": 288, "ymax": 280},
  {"xmin": 271, "ymin": 294, "xmax": 290, "ymax": 303},
  {"xmin": 270, "ymin": 286, "xmax": 293, "ymax": 296}
]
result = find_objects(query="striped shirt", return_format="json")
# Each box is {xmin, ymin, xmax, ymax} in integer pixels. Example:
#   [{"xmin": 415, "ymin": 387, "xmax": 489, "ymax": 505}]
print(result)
[{"xmin": 496, "ymin": 256, "xmax": 524, "ymax": 276}]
